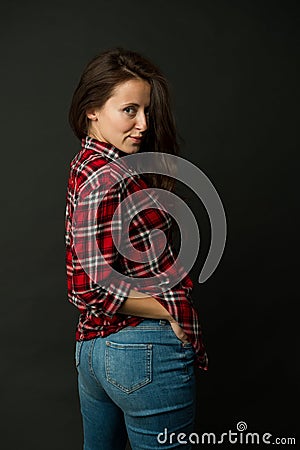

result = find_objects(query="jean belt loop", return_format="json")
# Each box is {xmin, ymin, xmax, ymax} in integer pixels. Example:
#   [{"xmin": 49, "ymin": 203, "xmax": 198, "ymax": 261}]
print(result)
[{"xmin": 159, "ymin": 319, "xmax": 168, "ymax": 326}]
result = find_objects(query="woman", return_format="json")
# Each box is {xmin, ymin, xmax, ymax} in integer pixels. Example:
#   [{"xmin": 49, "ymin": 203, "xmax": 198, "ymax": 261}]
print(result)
[{"xmin": 65, "ymin": 47, "xmax": 208, "ymax": 450}]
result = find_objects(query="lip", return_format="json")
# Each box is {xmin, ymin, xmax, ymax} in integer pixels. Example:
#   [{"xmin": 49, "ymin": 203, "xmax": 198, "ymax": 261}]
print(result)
[{"xmin": 129, "ymin": 136, "xmax": 142, "ymax": 143}]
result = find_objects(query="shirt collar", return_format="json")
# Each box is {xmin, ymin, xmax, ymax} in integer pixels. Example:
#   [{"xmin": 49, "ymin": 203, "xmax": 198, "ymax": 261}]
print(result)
[{"xmin": 82, "ymin": 135, "xmax": 129, "ymax": 162}]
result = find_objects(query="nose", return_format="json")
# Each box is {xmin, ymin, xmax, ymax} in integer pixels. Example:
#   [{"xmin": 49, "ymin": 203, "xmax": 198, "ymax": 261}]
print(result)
[{"xmin": 135, "ymin": 111, "xmax": 148, "ymax": 133}]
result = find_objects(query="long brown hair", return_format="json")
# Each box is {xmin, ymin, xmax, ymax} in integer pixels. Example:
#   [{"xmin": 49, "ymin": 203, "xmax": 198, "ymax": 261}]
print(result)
[{"xmin": 69, "ymin": 47, "xmax": 180, "ymax": 192}]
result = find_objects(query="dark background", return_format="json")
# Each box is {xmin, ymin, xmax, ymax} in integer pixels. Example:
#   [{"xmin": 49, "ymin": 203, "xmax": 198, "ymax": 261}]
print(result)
[{"xmin": 1, "ymin": 0, "xmax": 298, "ymax": 448}]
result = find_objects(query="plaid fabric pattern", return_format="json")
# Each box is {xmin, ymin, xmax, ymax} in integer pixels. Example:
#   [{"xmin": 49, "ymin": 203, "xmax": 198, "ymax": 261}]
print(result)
[{"xmin": 65, "ymin": 136, "xmax": 208, "ymax": 370}]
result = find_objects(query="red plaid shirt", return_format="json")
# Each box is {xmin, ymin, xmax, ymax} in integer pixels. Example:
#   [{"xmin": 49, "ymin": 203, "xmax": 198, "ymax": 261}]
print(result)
[{"xmin": 65, "ymin": 135, "xmax": 208, "ymax": 370}]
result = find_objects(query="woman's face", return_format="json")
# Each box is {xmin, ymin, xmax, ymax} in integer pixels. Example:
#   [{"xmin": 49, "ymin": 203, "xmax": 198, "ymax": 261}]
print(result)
[{"xmin": 87, "ymin": 78, "xmax": 150, "ymax": 154}]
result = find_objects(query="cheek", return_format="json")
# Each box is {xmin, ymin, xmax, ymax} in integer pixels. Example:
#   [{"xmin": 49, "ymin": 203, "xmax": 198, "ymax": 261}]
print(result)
[
  {"xmin": 119, "ymin": 118, "xmax": 134, "ymax": 133},
  {"xmin": 106, "ymin": 111, "xmax": 133, "ymax": 134}
]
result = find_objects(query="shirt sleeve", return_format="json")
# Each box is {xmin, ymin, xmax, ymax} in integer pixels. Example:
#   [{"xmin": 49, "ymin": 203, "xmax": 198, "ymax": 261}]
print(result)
[{"xmin": 70, "ymin": 171, "xmax": 132, "ymax": 319}]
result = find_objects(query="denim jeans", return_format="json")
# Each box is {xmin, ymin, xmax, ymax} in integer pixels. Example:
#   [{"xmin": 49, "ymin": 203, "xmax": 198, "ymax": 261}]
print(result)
[{"xmin": 75, "ymin": 318, "xmax": 197, "ymax": 449}]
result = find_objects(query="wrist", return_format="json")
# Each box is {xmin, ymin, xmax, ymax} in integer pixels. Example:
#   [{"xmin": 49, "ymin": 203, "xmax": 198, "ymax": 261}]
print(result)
[{"xmin": 167, "ymin": 315, "xmax": 176, "ymax": 323}]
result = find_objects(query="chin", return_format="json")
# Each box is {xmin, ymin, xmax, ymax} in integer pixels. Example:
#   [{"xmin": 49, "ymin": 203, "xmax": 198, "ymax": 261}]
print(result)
[{"xmin": 126, "ymin": 146, "xmax": 140, "ymax": 154}]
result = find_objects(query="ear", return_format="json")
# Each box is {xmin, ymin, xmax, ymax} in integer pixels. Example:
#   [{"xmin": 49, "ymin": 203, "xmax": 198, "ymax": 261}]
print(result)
[{"xmin": 86, "ymin": 109, "xmax": 98, "ymax": 121}]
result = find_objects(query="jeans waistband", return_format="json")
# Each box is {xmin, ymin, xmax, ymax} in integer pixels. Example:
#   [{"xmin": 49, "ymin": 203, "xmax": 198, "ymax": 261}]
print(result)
[{"xmin": 132, "ymin": 318, "xmax": 171, "ymax": 327}]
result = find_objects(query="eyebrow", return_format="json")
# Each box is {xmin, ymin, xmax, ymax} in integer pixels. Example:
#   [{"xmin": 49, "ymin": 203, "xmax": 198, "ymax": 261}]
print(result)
[{"xmin": 121, "ymin": 102, "xmax": 149, "ymax": 107}]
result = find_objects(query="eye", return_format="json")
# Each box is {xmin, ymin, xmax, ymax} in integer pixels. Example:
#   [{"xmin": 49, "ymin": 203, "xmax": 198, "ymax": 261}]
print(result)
[{"xmin": 123, "ymin": 106, "xmax": 136, "ymax": 115}]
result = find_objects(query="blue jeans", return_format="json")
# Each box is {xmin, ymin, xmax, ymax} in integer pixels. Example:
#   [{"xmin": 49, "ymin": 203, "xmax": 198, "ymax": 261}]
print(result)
[{"xmin": 75, "ymin": 318, "xmax": 197, "ymax": 449}]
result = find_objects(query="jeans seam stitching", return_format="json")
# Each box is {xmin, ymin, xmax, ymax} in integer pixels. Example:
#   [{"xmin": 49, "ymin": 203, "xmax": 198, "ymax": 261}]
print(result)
[
  {"xmin": 88, "ymin": 338, "xmax": 103, "ymax": 388},
  {"xmin": 75, "ymin": 340, "xmax": 83, "ymax": 367}
]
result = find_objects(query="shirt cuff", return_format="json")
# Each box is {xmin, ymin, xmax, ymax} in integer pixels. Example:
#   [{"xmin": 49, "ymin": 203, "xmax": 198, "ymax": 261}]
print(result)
[{"xmin": 100, "ymin": 279, "xmax": 132, "ymax": 318}]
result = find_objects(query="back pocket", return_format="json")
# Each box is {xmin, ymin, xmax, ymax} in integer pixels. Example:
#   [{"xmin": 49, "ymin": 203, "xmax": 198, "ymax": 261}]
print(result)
[{"xmin": 105, "ymin": 341, "xmax": 152, "ymax": 394}]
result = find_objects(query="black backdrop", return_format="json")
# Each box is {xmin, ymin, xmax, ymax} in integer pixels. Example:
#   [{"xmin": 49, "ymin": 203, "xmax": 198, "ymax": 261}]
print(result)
[{"xmin": 1, "ymin": 1, "xmax": 298, "ymax": 449}]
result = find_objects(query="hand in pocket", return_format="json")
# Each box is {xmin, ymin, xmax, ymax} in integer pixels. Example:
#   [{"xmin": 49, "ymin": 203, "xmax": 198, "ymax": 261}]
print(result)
[{"xmin": 169, "ymin": 320, "xmax": 190, "ymax": 344}]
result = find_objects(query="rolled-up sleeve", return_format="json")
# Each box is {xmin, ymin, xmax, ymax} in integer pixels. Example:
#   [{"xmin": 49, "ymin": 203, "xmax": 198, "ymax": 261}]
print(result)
[{"xmin": 69, "ymin": 170, "xmax": 131, "ymax": 319}]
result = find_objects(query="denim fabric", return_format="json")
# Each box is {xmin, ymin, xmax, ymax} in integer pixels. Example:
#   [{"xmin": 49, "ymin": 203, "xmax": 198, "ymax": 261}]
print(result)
[{"xmin": 75, "ymin": 318, "xmax": 197, "ymax": 449}]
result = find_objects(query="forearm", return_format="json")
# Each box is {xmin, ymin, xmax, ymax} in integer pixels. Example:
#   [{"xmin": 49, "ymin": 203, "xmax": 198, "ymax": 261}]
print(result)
[{"xmin": 118, "ymin": 289, "xmax": 174, "ymax": 320}]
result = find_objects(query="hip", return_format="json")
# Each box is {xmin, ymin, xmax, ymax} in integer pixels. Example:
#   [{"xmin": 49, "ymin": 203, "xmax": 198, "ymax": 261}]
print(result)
[{"xmin": 75, "ymin": 318, "xmax": 196, "ymax": 389}]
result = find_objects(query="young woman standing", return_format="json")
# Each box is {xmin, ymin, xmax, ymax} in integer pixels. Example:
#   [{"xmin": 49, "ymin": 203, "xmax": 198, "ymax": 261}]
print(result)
[{"xmin": 65, "ymin": 47, "xmax": 208, "ymax": 450}]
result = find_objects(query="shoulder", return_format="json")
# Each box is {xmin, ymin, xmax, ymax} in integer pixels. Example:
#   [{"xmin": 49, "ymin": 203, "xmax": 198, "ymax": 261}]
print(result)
[{"xmin": 70, "ymin": 150, "xmax": 125, "ymax": 198}]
